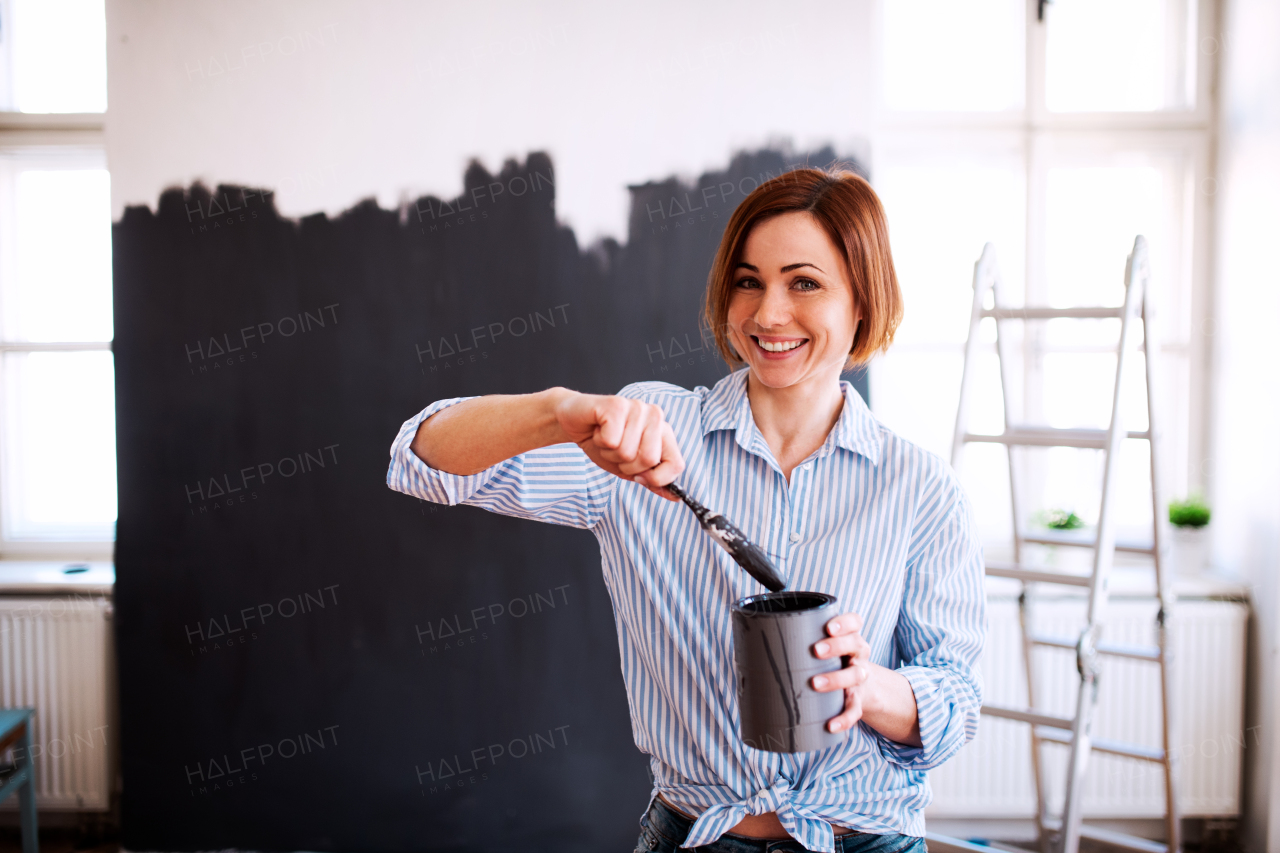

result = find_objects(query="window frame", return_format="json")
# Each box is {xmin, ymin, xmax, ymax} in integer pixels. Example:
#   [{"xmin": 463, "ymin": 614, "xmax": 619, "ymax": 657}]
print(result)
[{"xmin": 0, "ymin": 112, "xmax": 112, "ymax": 561}]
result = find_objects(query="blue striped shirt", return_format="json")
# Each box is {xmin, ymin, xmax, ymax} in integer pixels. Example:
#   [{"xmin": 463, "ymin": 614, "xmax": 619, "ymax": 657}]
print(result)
[{"xmin": 386, "ymin": 367, "xmax": 985, "ymax": 852}]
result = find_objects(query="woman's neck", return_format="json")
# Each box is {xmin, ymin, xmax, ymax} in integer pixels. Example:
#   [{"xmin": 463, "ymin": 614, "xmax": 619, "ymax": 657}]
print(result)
[{"xmin": 744, "ymin": 367, "xmax": 845, "ymax": 483}]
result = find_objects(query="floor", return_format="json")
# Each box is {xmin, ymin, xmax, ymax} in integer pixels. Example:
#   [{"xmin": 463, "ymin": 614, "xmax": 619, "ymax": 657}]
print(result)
[
  {"xmin": 0, "ymin": 826, "xmax": 118, "ymax": 853},
  {"xmin": 0, "ymin": 824, "xmax": 1247, "ymax": 853}
]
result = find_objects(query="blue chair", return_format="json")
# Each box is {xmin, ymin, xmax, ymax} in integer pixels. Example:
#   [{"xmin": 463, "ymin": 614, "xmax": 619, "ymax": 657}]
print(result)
[{"xmin": 0, "ymin": 709, "xmax": 38, "ymax": 853}]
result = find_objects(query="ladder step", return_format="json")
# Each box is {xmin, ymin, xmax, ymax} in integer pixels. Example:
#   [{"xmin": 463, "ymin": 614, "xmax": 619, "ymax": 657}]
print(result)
[
  {"xmin": 923, "ymin": 834, "xmax": 1007, "ymax": 853},
  {"xmin": 1079, "ymin": 825, "xmax": 1168, "ymax": 853},
  {"xmin": 1029, "ymin": 632, "xmax": 1162, "ymax": 661},
  {"xmin": 979, "ymin": 843, "xmax": 1037, "ymax": 853},
  {"xmin": 982, "ymin": 306, "xmax": 1125, "ymax": 320},
  {"xmin": 964, "ymin": 426, "xmax": 1150, "ymax": 449},
  {"xmin": 1041, "ymin": 819, "xmax": 1169, "ymax": 853},
  {"xmin": 985, "ymin": 561, "xmax": 1092, "ymax": 588},
  {"xmin": 1035, "ymin": 727, "xmax": 1167, "ymax": 762},
  {"xmin": 1019, "ymin": 528, "xmax": 1156, "ymax": 554},
  {"xmin": 982, "ymin": 704, "xmax": 1074, "ymax": 730}
]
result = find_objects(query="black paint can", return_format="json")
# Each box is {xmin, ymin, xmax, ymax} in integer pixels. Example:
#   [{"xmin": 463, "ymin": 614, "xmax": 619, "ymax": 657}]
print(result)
[{"xmin": 731, "ymin": 591, "xmax": 847, "ymax": 753}]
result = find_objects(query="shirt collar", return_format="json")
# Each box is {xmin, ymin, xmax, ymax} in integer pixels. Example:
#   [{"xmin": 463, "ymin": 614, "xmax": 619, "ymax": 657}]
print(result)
[{"xmin": 700, "ymin": 367, "xmax": 882, "ymax": 466}]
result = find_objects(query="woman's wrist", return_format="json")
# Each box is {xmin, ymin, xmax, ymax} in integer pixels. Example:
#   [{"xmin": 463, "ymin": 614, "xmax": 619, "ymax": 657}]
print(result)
[
  {"xmin": 857, "ymin": 663, "xmax": 922, "ymax": 747},
  {"xmin": 858, "ymin": 662, "xmax": 894, "ymax": 718},
  {"xmin": 538, "ymin": 386, "xmax": 579, "ymax": 445}
]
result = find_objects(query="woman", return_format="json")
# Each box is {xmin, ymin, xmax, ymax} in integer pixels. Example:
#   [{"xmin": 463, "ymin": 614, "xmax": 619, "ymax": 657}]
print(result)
[{"xmin": 387, "ymin": 168, "xmax": 985, "ymax": 853}]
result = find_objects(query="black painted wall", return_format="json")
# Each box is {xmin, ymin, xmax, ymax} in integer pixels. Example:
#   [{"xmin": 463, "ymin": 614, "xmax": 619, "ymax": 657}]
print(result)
[{"xmin": 113, "ymin": 147, "xmax": 867, "ymax": 852}]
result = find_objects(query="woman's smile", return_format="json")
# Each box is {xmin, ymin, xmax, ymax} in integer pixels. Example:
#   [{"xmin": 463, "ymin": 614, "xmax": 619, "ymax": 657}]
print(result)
[{"xmin": 752, "ymin": 335, "xmax": 810, "ymax": 356}]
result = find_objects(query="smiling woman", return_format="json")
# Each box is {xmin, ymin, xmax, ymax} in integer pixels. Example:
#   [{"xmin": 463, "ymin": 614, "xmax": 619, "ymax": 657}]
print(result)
[
  {"xmin": 702, "ymin": 170, "xmax": 906, "ymax": 491},
  {"xmin": 388, "ymin": 166, "xmax": 984, "ymax": 853},
  {"xmin": 705, "ymin": 168, "xmax": 903, "ymax": 371}
]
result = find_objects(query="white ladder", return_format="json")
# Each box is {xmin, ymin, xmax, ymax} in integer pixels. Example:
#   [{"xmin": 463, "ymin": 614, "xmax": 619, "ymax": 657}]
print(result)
[{"xmin": 931, "ymin": 237, "xmax": 1180, "ymax": 853}]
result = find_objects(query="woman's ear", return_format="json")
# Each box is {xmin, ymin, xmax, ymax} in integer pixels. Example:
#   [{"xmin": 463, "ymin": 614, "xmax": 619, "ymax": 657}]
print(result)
[{"xmin": 848, "ymin": 317, "xmax": 863, "ymax": 354}]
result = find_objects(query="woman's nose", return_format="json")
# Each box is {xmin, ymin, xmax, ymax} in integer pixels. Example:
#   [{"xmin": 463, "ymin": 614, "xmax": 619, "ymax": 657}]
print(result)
[{"xmin": 754, "ymin": 284, "xmax": 793, "ymax": 328}]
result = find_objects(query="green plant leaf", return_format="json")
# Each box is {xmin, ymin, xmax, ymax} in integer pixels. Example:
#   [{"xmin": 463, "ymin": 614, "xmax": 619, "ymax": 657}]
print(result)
[
  {"xmin": 1169, "ymin": 495, "xmax": 1210, "ymax": 528},
  {"xmin": 1041, "ymin": 509, "xmax": 1085, "ymax": 530}
]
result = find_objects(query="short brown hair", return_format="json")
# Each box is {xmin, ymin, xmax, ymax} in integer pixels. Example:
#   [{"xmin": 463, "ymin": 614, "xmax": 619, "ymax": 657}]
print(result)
[{"xmin": 703, "ymin": 166, "xmax": 902, "ymax": 370}]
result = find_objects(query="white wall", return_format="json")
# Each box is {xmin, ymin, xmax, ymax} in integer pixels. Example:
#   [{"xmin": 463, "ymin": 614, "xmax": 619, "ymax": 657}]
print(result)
[
  {"xmin": 1211, "ymin": 1, "xmax": 1280, "ymax": 850},
  {"xmin": 104, "ymin": 0, "xmax": 874, "ymax": 244}
]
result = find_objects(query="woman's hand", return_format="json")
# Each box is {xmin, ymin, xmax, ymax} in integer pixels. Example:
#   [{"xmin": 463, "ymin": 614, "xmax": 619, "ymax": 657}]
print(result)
[
  {"xmin": 552, "ymin": 391, "xmax": 685, "ymax": 501},
  {"xmin": 811, "ymin": 612, "xmax": 923, "ymax": 746},
  {"xmin": 810, "ymin": 612, "xmax": 872, "ymax": 733}
]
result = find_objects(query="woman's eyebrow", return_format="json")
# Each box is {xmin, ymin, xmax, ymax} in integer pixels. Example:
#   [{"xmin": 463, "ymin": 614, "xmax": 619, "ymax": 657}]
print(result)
[{"xmin": 734, "ymin": 261, "xmax": 826, "ymax": 273}]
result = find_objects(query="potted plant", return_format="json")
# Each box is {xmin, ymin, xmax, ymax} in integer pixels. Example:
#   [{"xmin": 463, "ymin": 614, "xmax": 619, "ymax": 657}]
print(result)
[
  {"xmin": 1034, "ymin": 509, "xmax": 1088, "ymax": 570},
  {"xmin": 1042, "ymin": 509, "xmax": 1084, "ymax": 531},
  {"xmin": 1167, "ymin": 494, "xmax": 1211, "ymax": 576}
]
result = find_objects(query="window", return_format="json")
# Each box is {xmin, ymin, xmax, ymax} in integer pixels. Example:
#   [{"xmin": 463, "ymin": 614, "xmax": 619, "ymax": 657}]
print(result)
[
  {"xmin": 1043, "ymin": 0, "xmax": 1198, "ymax": 113},
  {"xmin": 0, "ymin": 0, "xmax": 111, "ymax": 559},
  {"xmin": 871, "ymin": 0, "xmax": 1214, "ymax": 550},
  {"xmin": 0, "ymin": 0, "xmax": 108, "ymax": 112}
]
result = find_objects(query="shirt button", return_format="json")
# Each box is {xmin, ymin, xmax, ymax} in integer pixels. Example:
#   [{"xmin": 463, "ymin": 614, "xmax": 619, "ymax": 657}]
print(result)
[
  {"xmin": 802, "ymin": 463, "xmax": 812, "ymax": 471},
  {"xmin": 789, "ymin": 532, "xmax": 801, "ymax": 543}
]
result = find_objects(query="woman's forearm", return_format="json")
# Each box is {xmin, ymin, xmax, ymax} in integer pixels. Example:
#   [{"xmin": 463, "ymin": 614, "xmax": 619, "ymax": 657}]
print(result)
[
  {"xmin": 859, "ymin": 663, "xmax": 923, "ymax": 747},
  {"xmin": 409, "ymin": 387, "xmax": 577, "ymax": 475}
]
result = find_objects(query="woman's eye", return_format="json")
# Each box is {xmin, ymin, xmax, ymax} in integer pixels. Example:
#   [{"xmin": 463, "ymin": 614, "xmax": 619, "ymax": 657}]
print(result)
[
  {"xmin": 734, "ymin": 278, "xmax": 761, "ymax": 289},
  {"xmin": 794, "ymin": 278, "xmax": 819, "ymax": 291}
]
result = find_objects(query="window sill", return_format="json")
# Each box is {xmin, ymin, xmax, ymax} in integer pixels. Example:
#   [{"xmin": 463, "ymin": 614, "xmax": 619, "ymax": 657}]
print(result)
[
  {"xmin": 0, "ymin": 112, "xmax": 105, "ymax": 131},
  {"xmin": 0, "ymin": 559, "xmax": 113, "ymax": 595},
  {"xmin": 0, "ymin": 540, "xmax": 114, "ymax": 562}
]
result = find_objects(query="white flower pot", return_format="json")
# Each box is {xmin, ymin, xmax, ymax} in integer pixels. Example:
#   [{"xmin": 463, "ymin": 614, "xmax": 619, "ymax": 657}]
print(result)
[{"xmin": 1169, "ymin": 525, "xmax": 1209, "ymax": 577}]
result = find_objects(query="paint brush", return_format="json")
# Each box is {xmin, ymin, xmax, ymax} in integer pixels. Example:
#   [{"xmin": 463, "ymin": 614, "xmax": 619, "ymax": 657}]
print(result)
[{"xmin": 663, "ymin": 482, "xmax": 788, "ymax": 592}]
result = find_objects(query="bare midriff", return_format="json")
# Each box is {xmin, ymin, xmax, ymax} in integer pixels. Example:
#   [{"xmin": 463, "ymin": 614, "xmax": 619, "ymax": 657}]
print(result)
[{"xmin": 659, "ymin": 793, "xmax": 854, "ymax": 839}]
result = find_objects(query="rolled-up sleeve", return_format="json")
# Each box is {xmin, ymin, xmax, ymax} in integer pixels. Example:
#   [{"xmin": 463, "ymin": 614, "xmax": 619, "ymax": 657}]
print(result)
[
  {"xmin": 876, "ymin": 475, "xmax": 986, "ymax": 771},
  {"xmin": 385, "ymin": 396, "xmax": 619, "ymax": 530}
]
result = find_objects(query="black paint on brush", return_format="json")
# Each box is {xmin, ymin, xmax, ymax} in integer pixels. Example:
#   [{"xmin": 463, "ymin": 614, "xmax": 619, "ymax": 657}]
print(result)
[{"xmin": 664, "ymin": 482, "xmax": 788, "ymax": 592}]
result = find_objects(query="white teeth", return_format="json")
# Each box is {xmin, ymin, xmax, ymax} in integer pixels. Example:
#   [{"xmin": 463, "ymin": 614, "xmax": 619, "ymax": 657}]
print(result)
[{"xmin": 756, "ymin": 338, "xmax": 805, "ymax": 353}]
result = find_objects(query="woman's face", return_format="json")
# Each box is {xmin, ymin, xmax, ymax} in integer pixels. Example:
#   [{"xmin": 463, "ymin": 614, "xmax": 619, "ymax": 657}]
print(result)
[{"xmin": 726, "ymin": 211, "xmax": 860, "ymax": 389}]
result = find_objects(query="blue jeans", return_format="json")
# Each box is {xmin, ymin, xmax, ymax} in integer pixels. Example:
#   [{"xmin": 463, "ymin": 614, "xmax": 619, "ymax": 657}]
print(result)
[{"xmin": 635, "ymin": 795, "xmax": 927, "ymax": 853}]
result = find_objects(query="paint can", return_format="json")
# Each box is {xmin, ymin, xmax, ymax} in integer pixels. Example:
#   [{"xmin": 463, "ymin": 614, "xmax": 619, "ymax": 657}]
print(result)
[{"xmin": 731, "ymin": 591, "xmax": 847, "ymax": 753}]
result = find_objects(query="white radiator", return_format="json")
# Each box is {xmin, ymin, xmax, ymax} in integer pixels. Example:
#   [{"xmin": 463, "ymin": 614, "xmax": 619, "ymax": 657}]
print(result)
[
  {"xmin": 927, "ymin": 596, "xmax": 1247, "ymax": 818},
  {"xmin": 0, "ymin": 595, "xmax": 114, "ymax": 810}
]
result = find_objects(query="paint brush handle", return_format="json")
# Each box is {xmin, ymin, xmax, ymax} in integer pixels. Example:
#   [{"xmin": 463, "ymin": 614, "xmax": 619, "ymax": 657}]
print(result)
[
  {"xmin": 664, "ymin": 481, "xmax": 788, "ymax": 592},
  {"xmin": 663, "ymin": 482, "xmax": 700, "ymax": 514}
]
